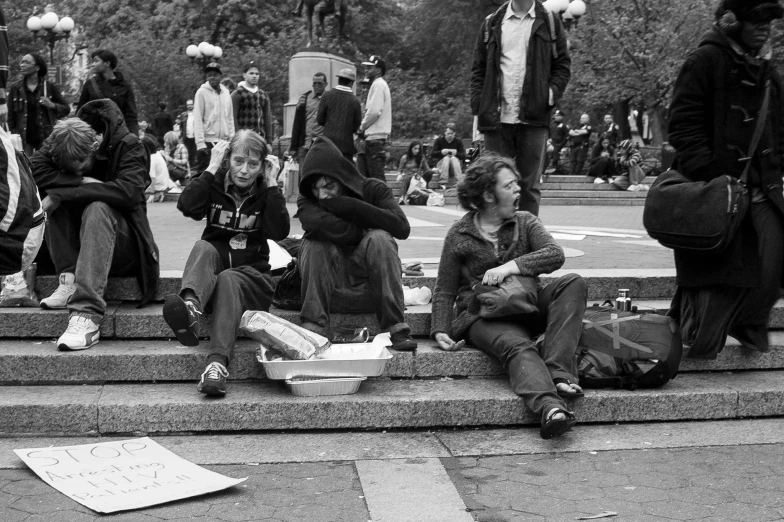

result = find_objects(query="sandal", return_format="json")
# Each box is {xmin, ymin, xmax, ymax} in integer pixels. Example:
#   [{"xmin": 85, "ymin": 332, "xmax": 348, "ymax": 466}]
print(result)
[
  {"xmin": 540, "ymin": 407, "xmax": 576, "ymax": 440},
  {"xmin": 554, "ymin": 378, "xmax": 584, "ymax": 398}
]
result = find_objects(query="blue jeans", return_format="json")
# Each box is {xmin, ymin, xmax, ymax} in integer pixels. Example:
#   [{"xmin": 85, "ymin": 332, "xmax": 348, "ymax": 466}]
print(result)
[
  {"xmin": 484, "ymin": 124, "xmax": 548, "ymax": 216},
  {"xmin": 364, "ymin": 139, "xmax": 387, "ymax": 182},
  {"xmin": 299, "ymin": 230, "xmax": 408, "ymax": 338},
  {"xmin": 46, "ymin": 202, "xmax": 140, "ymax": 323}
]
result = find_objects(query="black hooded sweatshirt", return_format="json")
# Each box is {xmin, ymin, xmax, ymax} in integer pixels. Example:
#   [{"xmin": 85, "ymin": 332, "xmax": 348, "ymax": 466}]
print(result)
[
  {"xmin": 297, "ymin": 137, "xmax": 410, "ymax": 252},
  {"xmin": 31, "ymin": 99, "xmax": 160, "ymax": 305}
]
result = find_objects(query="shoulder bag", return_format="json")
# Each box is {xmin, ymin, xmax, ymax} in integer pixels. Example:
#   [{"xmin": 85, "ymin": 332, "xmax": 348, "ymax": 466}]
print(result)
[{"xmin": 643, "ymin": 81, "xmax": 770, "ymax": 254}]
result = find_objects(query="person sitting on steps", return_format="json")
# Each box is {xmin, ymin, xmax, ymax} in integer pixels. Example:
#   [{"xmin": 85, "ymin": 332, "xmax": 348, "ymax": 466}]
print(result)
[
  {"xmin": 162, "ymin": 130, "xmax": 290, "ymax": 397},
  {"xmin": 430, "ymin": 123, "xmax": 466, "ymax": 187},
  {"xmin": 297, "ymin": 136, "xmax": 417, "ymax": 351},
  {"xmin": 31, "ymin": 100, "xmax": 159, "ymax": 351},
  {"xmin": 431, "ymin": 154, "xmax": 587, "ymax": 439}
]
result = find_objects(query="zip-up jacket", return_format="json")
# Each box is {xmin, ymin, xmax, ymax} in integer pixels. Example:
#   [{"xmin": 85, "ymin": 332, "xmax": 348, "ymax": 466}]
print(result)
[
  {"xmin": 193, "ymin": 81, "xmax": 235, "ymax": 149},
  {"xmin": 77, "ymin": 71, "xmax": 139, "ymax": 135},
  {"xmin": 8, "ymin": 79, "xmax": 70, "ymax": 147}
]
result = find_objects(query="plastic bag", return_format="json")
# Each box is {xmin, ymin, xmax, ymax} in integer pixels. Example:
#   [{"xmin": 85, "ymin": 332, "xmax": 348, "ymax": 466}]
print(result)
[
  {"xmin": 240, "ymin": 311, "xmax": 329, "ymax": 360},
  {"xmin": 426, "ymin": 193, "xmax": 445, "ymax": 206},
  {"xmin": 403, "ymin": 285, "xmax": 432, "ymax": 305}
]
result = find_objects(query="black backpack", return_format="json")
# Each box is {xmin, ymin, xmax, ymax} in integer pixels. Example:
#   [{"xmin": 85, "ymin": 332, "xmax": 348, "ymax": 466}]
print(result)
[
  {"xmin": 0, "ymin": 136, "xmax": 45, "ymax": 276},
  {"xmin": 272, "ymin": 258, "xmax": 302, "ymax": 310}
]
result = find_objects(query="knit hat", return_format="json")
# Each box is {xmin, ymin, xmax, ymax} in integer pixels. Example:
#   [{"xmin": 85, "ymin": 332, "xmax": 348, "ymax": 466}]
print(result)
[
  {"xmin": 717, "ymin": 0, "xmax": 783, "ymax": 23},
  {"xmin": 299, "ymin": 137, "xmax": 364, "ymax": 200}
]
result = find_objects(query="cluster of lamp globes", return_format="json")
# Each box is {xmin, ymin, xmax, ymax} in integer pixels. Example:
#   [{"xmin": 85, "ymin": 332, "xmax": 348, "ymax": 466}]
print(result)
[
  {"xmin": 26, "ymin": 12, "xmax": 76, "ymax": 35},
  {"xmin": 543, "ymin": 0, "xmax": 587, "ymax": 21},
  {"xmin": 185, "ymin": 42, "xmax": 224, "ymax": 60}
]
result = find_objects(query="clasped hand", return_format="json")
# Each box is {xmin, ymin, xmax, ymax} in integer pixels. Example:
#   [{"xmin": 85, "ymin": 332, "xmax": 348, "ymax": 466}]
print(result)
[{"xmin": 482, "ymin": 264, "xmax": 511, "ymax": 286}]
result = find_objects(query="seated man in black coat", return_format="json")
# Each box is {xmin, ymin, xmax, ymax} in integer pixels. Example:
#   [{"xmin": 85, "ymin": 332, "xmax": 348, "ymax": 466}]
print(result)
[{"xmin": 297, "ymin": 137, "xmax": 417, "ymax": 351}]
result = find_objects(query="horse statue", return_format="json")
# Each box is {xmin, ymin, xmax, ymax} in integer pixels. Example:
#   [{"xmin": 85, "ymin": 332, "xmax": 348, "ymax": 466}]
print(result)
[{"xmin": 293, "ymin": 0, "xmax": 348, "ymax": 47}]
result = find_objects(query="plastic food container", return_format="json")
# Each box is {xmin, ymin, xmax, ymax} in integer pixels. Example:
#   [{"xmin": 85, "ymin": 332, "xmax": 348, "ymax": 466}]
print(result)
[{"xmin": 285, "ymin": 376, "xmax": 366, "ymax": 397}]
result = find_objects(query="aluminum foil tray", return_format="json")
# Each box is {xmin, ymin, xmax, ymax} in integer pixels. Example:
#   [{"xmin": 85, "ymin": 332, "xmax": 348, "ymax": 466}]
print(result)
[
  {"xmin": 286, "ymin": 376, "xmax": 366, "ymax": 397},
  {"xmin": 258, "ymin": 344, "xmax": 393, "ymax": 380}
]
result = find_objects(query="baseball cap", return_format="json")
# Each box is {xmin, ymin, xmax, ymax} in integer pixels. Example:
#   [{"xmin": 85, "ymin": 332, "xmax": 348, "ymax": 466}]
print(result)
[
  {"xmin": 204, "ymin": 62, "xmax": 222, "ymax": 75},
  {"xmin": 337, "ymin": 68, "xmax": 356, "ymax": 82},
  {"xmin": 361, "ymin": 55, "xmax": 386, "ymax": 72}
]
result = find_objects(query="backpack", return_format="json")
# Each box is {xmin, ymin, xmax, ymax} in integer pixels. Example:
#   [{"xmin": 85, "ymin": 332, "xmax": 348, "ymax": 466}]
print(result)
[
  {"xmin": 272, "ymin": 258, "xmax": 302, "ymax": 311},
  {"xmin": 576, "ymin": 304, "xmax": 683, "ymax": 390},
  {"xmin": 0, "ymin": 129, "xmax": 45, "ymax": 276}
]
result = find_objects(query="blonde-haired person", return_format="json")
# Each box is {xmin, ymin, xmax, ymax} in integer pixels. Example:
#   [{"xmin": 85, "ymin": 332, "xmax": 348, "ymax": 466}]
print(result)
[
  {"xmin": 162, "ymin": 129, "xmax": 290, "ymax": 397},
  {"xmin": 161, "ymin": 130, "xmax": 190, "ymax": 182}
]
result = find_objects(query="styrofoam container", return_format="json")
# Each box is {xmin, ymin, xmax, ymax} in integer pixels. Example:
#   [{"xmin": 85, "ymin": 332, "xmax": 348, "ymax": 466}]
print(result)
[{"xmin": 285, "ymin": 376, "xmax": 366, "ymax": 397}]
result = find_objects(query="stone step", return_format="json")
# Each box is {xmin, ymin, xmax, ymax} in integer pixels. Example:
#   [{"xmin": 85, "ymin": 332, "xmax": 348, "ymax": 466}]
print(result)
[
  {"xmin": 2, "ymin": 371, "xmax": 781, "ymax": 435},
  {"xmin": 541, "ymin": 197, "xmax": 646, "ymax": 206},
  {"xmin": 1, "ymin": 333, "xmax": 782, "ymax": 386},
  {"xmin": 540, "ymin": 190, "xmax": 648, "ymax": 198},
  {"xmin": 541, "ymin": 183, "xmax": 633, "ymax": 191},
  {"xmin": 6, "ymin": 298, "xmax": 784, "ymax": 339},
  {"xmin": 544, "ymin": 175, "xmax": 658, "ymax": 184},
  {"xmin": 30, "ymin": 270, "xmax": 680, "ymax": 303}
]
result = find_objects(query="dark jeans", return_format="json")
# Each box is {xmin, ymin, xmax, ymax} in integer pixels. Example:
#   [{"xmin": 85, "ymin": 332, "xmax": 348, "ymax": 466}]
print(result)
[
  {"xmin": 589, "ymin": 157, "xmax": 616, "ymax": 180},
  {"xmin": 570, "ymin": 146, "xmax": 589, "ymax": 176},
  {"xmin": 467, "ymin": 274, "xmax": 587, "ymax": 418},
  {"xmin": 551, "ymin": 144, "xmax": 565, "ymax": 171},
  {"xmin": 195, "ymin": 142, "xmax": 215, "ymax": 172},
  {"xmin": 356, "ymin": 153, "xmax": 368, "ymax": 177},
  {"xmin": 299, "ymin": 230, "xmax": 408, "ymax": 338},
  {"xmin": 184, "ymin": 137, "xmax": 197, "ymax": 172},
  {"xmin": 365, "ymin": 139, "xmax": 387, "ymax": 182},
  {"xmin": 46, "ymin": 201, "xmax": 140, "ymax": 323},
  {"xmin": 484, "ymin": 124, "xmax": 548, "ymax": 216},
  {"xmin": 180, "ymin": 240, "xmax": 275, "ymax": 367}
]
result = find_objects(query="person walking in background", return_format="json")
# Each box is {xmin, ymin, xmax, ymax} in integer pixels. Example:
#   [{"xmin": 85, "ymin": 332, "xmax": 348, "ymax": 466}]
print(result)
[
  {"xmin": 568, "ymin": 113, "xmax": 592, "ymax": 176},
  {"xmin": 153, "ymin": 102, "xmax": 174, "ymax": 146},
  {"xmin": 549, "ymin": 110, "xmax": 569, "ymax": 174},
  {"xmin": 77, "ymin": 49, "xmax": 139, "ymax": 135},
  {"xmin": 179, "ymin": 99, "xmax": 197, "ymax": 165},
  {"xmin": 358, "ymin": 55, "xmax": 392, "ymax": 182},
  {"xmin": 231, "ymin": 61, "xmax": 272, "ymax": 139},
  {"xmin": 194, "ymin": 62, "xmax": 235, "ymax": 172},
  {"xmin": 667, "ymin": 0, "xmax": 784, "ymax": 360},
  {"xmin": 289, "ymin": 73, "xmax": 327, "ymax": 164},
  {"xmin": 317, "ymin": 68, "xmax": 362, "ymax": 161},
  {"xmin": 430, "ymin": 123, "xmax": 466, "ymax": 186},
  {"xmin": 8, "ymin": 53, "xmax": 69, "ymax": 156},
  {"xmin": 470, "ymin": 0, "xmax": 571, "ymax": 215}
]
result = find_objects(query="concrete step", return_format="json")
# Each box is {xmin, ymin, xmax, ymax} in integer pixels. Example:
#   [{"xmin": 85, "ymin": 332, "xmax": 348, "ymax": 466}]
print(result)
[
  {"xmin": 541, "ymin": 183, "xmax": 633, "ymax": 191},
  {"xmin": 540, "ymin": 190, "xmax": 648, "ymax": 198},
  {"xmin": 2, "ymin": 334, "xmax": 782, "ymax": 385},
  {"xmin": 541, "ymin": 197, "xmax": 647, "ymax": 206},
  {"xmin": 544, "ymin": 175, "xmax": 658, "ymax": 184},
  {"xmin": 30, "ymin": 270, "xmax": 680, "ymax": 303},
  {"xmin": 3, "ymin": 371, "xmax": 782, "ymax": 435},
  {"xmin": 6, "ymin": 298, "xmax": 784, "ymax": 339}
]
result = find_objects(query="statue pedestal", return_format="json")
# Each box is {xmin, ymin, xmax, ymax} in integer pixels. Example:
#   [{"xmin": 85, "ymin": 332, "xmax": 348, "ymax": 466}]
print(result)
[{"xmin": 283, "ymin": 51, "xmax": 356, "ymax": 139}]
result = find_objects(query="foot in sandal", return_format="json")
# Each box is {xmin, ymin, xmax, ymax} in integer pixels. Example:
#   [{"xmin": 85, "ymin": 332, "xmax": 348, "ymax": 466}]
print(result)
[
  {"xmin": 540, "ymin": 407, "xmax": 576, "ymax": 439},
  {"xmin": 554, "ymin": 378, "xmax": 584, "ymax": 398}
]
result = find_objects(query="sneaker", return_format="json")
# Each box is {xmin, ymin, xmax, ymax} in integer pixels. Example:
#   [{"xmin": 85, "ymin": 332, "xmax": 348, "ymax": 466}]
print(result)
[
  {"xmin": 593, "ymin": 178, "xmax": 606, "ymax": 184},
  {"xmin": 57, "ymin": 315, "xmax": 100, "ymax": 351},
  {"xmin": 197, "ymin": 362, "xmax": 229, "ymax": 396},
  {"xmin": 163, "ymin": 295, "xmax": 202, "ymax": 346},
  {"xmin": 0, "ymin": 270, "xmax": 39, "ymax": 307},
  {"xmin": 390, "ymin": 330, "xmax": 418, "ymax": 352},
  {"xmin": 40, "ymin": 273, "xmax": 76, "ymax": 309}
]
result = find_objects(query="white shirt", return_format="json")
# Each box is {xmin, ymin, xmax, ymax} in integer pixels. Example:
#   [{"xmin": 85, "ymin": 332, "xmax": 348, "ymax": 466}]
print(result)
[
  {"xmin": 360, "ymin": 76, "xmax": 392, "ymax": 141},
  {"xmin": 186, "ymin": 111, "xmax": 194, "ymax": 138},
  {"xmin": 500, "ymin": 1, "xmax": 536, "ymax": 124}
]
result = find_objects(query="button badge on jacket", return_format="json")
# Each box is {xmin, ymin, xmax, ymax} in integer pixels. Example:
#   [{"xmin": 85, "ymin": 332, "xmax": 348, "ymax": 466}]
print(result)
[{"xmin": 229, "ymin": 233, "xmax": 248, "ymax": 250}]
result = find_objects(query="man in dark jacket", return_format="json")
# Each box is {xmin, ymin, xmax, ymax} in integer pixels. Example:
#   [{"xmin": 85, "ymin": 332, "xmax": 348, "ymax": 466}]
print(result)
[
  {"xmin": 470, "ymin": 0, "xmax": 570, "ymax": 215},
  {"xmin": 667, "ymin": 0, "xmax": 784, "ymax": 360},
  {"xmin": 31, "ymin": 99, "xmax": 159, "ymax": 351},
  {"xmin": 153, "ymin": 102, "xmax": 174, "ymax": 145},
  {"xmin": 317, "ymin": 68, "xmax": 362, "ymax": 161},
  {"xmin": 568, "ymin": 113, "xmax": 592, "ymax": 176},
  {"xmin": 430, "ymin": 123, "xmax": 466, "ymax": 185},
  {"xmin": 288, "ymin": 73, "xmax": 327, "ymax": 164},
  {"xmin": 77, "ymin": 49, "xmax": 139, "ymax": 136},
  {"xmin": 163, "ymin": 130, "xmax": 290, "ymax": 396},
  {"xmin": 297, "ymin": 136, "xmax": 417, "ymax": 351},
  {"xmin": 549, "ymin": 110, "xmax": 569, "ymax": 174}
]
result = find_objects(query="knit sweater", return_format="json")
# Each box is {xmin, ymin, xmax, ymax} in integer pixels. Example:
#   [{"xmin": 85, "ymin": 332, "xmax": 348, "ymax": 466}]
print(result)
[
  {"xmin": 431, "ymin": 211, "xmax": 564, "ymax": 340},
  {"xmin": 231, "ymin": 82, "xmax": 272, "ymax": 138},
  {"xmin": 317, "ymin": 87, "xmax": 362, "ymax": 155}
]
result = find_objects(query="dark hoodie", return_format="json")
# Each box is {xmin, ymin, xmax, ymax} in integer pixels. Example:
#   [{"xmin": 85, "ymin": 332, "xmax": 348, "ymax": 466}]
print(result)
[
  {"xmin": 176, "ymin": 162, "xmax": 290, "ymax": 273},
  {"xmin": 31, "ymin": 99, "xmax": 160, "ymax": 305},
  {"xmin": 297, "ymin": 137, "xmax": 410, "ymax": 251},
  {"xmin": 77, "ymin": 71, "xmax": 139, "ymax": 136}
]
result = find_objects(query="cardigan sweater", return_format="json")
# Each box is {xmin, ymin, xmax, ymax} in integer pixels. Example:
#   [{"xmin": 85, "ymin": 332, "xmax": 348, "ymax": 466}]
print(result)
[{"xmin": 431, "ymin": 211, "xmax": 564, "ymax": 340}]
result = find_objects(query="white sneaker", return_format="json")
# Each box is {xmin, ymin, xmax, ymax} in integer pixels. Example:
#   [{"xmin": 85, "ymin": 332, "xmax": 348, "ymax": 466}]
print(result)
[
  {"xmin": 40, "ymin": 273, "xmax": 76, "ymax": 309},
  {"xmin": 57, "ymin": 315, "xmax": 100, "ymax": 351},
  {"xmin": 593, "ymin": 178, "xmax": 606, "ymax": 184}
]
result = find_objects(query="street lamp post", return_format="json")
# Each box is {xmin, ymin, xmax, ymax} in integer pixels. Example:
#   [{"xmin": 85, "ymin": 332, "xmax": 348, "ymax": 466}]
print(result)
[
  {"xmin": 185, "ymin": 42, "xmax": 223, "ymax": 81},
  {"xmin": 543, "ymin": 0, "xmax": 587, "ymax": 30},
  {"xmin": 27, "ymin": 12, "xmax": 75, "ymax": 68}
]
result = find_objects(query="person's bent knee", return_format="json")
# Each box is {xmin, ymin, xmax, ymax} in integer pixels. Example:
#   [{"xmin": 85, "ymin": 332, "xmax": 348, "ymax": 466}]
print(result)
[
  {"xmin": 81, "ymin": 201, "xmax": 115, "ymax": 223},
  {"xmin": 301, "ymin": 239, "xmax": 339, "ymax": 259},
  {"xmin": 214, "ymin": 269, "xmax": 244, "ymax": 292},
  {"xmin": 558, "ymin": 273, "xmax": 587, "ymax": 298},
  {"xmin": 362, "ymin": 229, "xmax": 396, "ymax": 253},
  {"xmin": 191, "ymin": 239, "xmax": 220, "ymax": 257}
]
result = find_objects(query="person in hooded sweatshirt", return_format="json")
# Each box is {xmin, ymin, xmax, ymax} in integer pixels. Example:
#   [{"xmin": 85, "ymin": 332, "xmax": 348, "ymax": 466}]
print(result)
[
  {"xmin": 31, "ymin": 99, "xmax": 160, "ymax": 351},
  {"xmin": 231, "ymin": 61, "xmax": 272, "ymax": 140},
  {"xmin": 297, "ymin": 136, "xmax": 418, "ymax": 351},
  {"xmin": 162, "ymin": 129, "xmax": 289, "ymax": 397},
  {"xmin": 77, "ymin": 50, "xmax": 139, "ymax": 136},
  {"xmin": 194, "ymin": 62, "xmax": 235, "ymax": 172},
  {"xmin": 667, "ymin": 0, "xmax": 784, "ymax": 359}
]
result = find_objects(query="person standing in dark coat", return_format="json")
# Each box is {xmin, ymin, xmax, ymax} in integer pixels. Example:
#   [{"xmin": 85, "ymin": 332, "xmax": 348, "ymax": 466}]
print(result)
[
  {"xmin": 667, "ymin": 0, "xmax": 784, "ymax": 359},
  {"xmin": 568, "ymin": 114, "xmax": 592, "ymax": 176},
  {"xmin": 152, "ymin": 102, "xmax": 174, "ymax": 145},
  {"xmin": 549, "ymin": 110, "xmax": 569, "ymax": 174},
  {"xmin": 289, "ymin": 73, "xmax": 326, "ymax": 164},
  {"xmin": 317, "ymin": 68, "xmax": 362, "ymax": 161},
  {"xmin": 77, "ymin": 50, "xmax": 139, "ymax": 136}
]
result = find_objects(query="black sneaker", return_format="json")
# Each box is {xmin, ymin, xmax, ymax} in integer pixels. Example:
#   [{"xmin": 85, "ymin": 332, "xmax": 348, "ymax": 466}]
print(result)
[
  {"xmin": 163, "ymin": 295, "xmax": 202, "ymax": 346},
  {"xmin": 390, "ymin": 330, "xmax": 417, "ymax": 352},
  {"xmin": 197, "ymin": 362, "xmax": 229, "ymax": 396}
]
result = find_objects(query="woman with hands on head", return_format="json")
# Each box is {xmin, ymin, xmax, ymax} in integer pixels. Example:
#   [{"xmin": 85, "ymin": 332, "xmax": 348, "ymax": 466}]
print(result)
[
  {"xmin": 430, "ymin": 154, "xmax": 587, "ymax": 439},
  {"xmin": 162, "ymin": 129, "xmax": 290, "ymax": 398}
]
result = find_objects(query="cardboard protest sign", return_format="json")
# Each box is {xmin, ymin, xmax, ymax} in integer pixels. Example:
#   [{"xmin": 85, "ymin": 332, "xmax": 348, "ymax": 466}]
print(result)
[{"xmin": 14, "ymin": 437, "xmax": 247, "ymax": 513}]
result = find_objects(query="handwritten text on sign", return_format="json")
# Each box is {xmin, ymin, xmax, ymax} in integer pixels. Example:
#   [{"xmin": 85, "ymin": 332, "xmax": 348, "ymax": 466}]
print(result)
[{"xmin": 14, "ymin": 437, "xmax": 247, "ymax": 513}]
